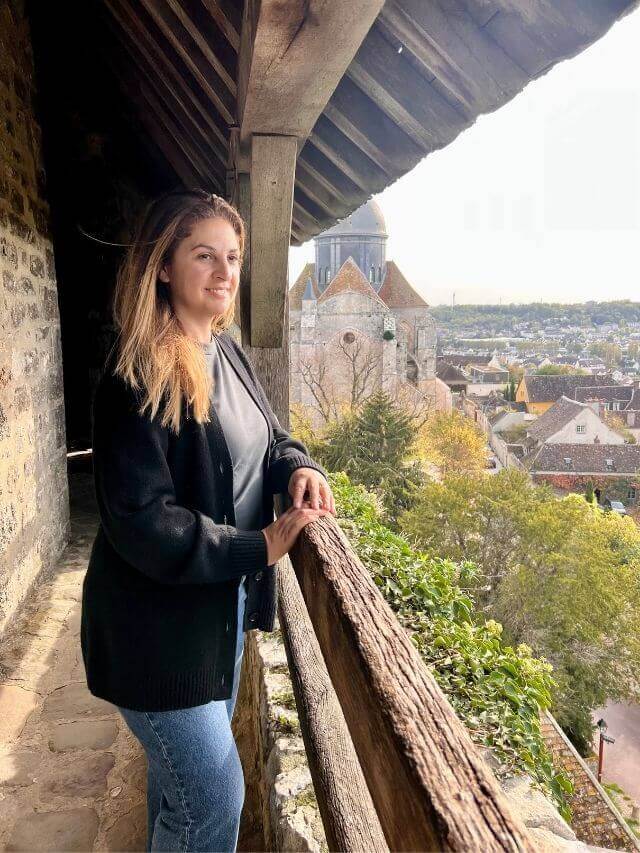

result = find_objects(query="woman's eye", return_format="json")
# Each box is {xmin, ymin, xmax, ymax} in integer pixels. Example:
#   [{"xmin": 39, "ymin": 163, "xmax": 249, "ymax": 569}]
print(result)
[{"xmin": 198, "ymin": 253, "xmax": 211, "ymax": 260}]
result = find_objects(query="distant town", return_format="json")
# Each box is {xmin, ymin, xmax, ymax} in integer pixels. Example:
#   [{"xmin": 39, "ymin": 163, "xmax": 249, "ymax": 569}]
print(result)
[{"xmin": 435, "ymin": 300, "xmax": 640, "ymax": 514}]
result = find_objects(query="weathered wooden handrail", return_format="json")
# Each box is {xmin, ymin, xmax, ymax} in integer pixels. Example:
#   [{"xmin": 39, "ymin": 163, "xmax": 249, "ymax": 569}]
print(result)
[
  {"xmin": 289, "ymin": 514, "xmax": 535, "ymax": 852},
  {"xmin": 277, "ymin": 555, "xmax": 388, "ymax": 852}
]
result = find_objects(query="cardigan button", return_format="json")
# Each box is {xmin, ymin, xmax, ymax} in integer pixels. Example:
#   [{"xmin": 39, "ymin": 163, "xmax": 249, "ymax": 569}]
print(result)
[
  {"xmin": 219, "ymin": 461, "xmax": 224, "ymax": 474},
  {"xmin": 254, "ymin": 571, "xmax": 263, "ymax": 582},
  {"xmin": 248, "ymin": 611, "xmax": 258, "ymax": 624}
]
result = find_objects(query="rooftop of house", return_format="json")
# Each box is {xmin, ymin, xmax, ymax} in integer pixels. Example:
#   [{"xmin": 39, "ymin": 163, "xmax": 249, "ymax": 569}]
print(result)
[
  {"xmin": 525, "ymin": 443, "xmax": 640, "ymax": 475},
  {"xmin": 526, "ymin": 396, "xmax": 591, "ymax": 443},
  {"xmin": 520, "ymin": 373, "xmax": 616, "ymax": 402}
]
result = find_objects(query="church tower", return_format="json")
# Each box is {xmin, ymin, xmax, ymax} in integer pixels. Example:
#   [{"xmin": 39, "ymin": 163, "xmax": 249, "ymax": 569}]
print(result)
[{"xmin": 314, "ymin": 200, "xmax": 388, "ymax": 291}]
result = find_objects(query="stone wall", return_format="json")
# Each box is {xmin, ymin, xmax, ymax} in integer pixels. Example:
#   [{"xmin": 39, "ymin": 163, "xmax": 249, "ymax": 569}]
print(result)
[
  {"xmin": 540, "ymin": 711, "xmax": 638, "ymax": 850},
  {"xmin": 0, "ymin": 0, "xmax": 68, "ymax": 634},
  {"xmin": 233, "ymin": 623, "xmax": 327, "ymax": 852}
]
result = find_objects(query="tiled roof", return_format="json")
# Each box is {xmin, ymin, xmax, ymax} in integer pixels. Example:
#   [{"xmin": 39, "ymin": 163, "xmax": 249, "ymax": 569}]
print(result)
[
  {"xmin": 437, "ymin": 361, "xmax": 469, "ymax": 384},
  {"xmin": 526, "ymin": 443, "xmax": 640, "ymax": 474},
  {"xmin": 289, "ymin": 263, "xmax": 319, "ymax": 310},
  {"xmin": 526, "ymin": 396, "xmax": 588, "ymax": 442},
  {"xmin": 521, "ymin": 374, "xmax": 615, "ymax": 402},
  {"xmin": 317, "ymin": 257, "xmax": 387, "ymax": 307},
  {"xmin": 378, "ymin": 261, "xmax": 428, "ymax": 309},
  {"xmin": 570, "ymin": 385, "xmax": 633, "ymax": 404}
]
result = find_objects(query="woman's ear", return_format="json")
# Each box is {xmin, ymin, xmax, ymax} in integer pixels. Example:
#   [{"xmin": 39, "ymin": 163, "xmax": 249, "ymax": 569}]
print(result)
[{"xmin": 158, "ymin": 264, "xmax": 171, "ymax": 283}]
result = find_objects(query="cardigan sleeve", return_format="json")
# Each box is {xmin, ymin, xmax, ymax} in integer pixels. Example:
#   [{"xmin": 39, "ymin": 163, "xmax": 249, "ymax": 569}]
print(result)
[
  {"xmin": 92, "ymin": 372, "xmax": 268, "ymax": 585},
  {"xmin": 224, "ymin": 335, "xmax": 329, "ymax": 496}
]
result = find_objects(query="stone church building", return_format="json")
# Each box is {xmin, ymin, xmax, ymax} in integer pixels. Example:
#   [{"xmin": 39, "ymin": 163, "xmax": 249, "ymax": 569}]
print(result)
[{"xmin": 289, "ymin": 200, "xmax": 450, "ymax": 422}]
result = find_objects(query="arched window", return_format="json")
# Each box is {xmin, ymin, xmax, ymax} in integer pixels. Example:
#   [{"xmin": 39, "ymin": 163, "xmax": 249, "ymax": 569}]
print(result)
[
  {"xmin": 378, "ymin": 266, "xmax": 382, "ymax": 283},
  {"xmin": 369, "ymin": 266, "xmax": 375, "ymax": 282},
  {"xmin": 325, "ymin": 267, "xmax": 330, "ymax": 283}
]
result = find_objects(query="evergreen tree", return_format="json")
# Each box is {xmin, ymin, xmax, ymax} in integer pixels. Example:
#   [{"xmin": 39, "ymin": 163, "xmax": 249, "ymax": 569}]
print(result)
[{"xmin": 312, "ymin": 391, "xmax": 424, "ymax": 527}]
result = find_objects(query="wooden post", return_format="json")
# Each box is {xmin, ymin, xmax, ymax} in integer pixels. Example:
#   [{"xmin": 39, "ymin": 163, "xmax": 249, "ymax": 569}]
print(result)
[
  {"xmin": 249, "ymin": 134, "xmax": 297, "ymax": 349},
  {"xmin": 277, "ymin": 554, "xmax": 388, "ymax": 852}
]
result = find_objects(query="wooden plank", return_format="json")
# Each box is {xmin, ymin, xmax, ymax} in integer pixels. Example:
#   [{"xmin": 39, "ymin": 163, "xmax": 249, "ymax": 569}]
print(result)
[
  {"xmin": 163, "ymin": 0, "xmax": 237, "ymax": 94},
  {"xmin": 103, "ymin": 0, "xmax": 229, "ymax": 152},
  {"xmin": 104, "ymin": 61, "xmax": 201, "ymax": 187},
  {"xmin": 103, "ymin": 17, "xmax": 228, "ymax": 179},
  {"xmin": 377, "ymin": 0, "xmax": 529, "ymax": 114},
  {"xmin": 289, "ymin": 517, "xmax": 535, "ymax": 852},
  {"xmin": 297, "ymin": 144, "xmax": 362, "ymax": 208},
  {"xmin": 347, "ymin": 23, "xmax": 468, "ymax": 152},
  {"xmin": 309, "ymin": 114, "xmax": 390, "ymax": 190},
  {"xmin": 324, "ymin": 76, "xmax": 423, "ymax": 176},
  {"xmin": 277, "ymin": 554, "xmax": 388, "ymax": 853},
  {"xmin": 199, "ymin": 0, "xmax": 240, "ymax": 51},
  {"xmin": 483, "ymin": 0, "xmax": 636, "ymax": 77},
  {"xmin": 138, "ymin": 0, "xmax": 235, "ymax": 125},
  {"xmin": 238, "ymin": 0, "xmax": 386, "ymax": 144},
  {"xmin": 250, "ymin": 135, "xmax": 297, "ymax": 348},
  {"xmin": 295, "ymin": 161, "xmax": 354, "ymax": 222}
]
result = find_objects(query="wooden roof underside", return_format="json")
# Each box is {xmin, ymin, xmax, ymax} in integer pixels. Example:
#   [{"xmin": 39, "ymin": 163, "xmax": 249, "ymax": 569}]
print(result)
[{"xmin": 96, "ymin": 0, "xmax": 638, "ymax": 246}]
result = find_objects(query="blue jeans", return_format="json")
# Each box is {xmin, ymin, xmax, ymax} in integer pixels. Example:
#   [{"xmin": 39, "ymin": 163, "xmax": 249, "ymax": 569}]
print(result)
[{"xmin": 117, "ymin": 580, "xmax": 248, "ymax": 852}]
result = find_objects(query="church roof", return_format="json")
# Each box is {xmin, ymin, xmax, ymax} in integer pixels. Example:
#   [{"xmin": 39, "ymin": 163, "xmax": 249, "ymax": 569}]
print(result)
[
  {"xmin": 289, "ymin": 263, "xmax": 319, "ymax": 310},
  {"xmin": 378, "ymin": 261, "xmax": 428, "ymax": 308},
  {"xmin": 317, "ymin": 257, "xmax": 387, "ymax": 308},
  {"xmin": 318, "ymin": 199, "xmax": 387, "ymax": 239}
]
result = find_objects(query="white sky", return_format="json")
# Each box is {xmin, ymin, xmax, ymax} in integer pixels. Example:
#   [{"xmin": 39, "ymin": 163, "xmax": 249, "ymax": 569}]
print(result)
[{"xmin": 289, "ymin": 8, "xmax": 640, "ymax": 307}]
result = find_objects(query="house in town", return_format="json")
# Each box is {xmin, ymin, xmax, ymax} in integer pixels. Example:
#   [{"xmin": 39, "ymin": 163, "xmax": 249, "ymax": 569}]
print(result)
[{"xmin": 515, "ymin": 374, "xmax": 616, "ymax": 414}]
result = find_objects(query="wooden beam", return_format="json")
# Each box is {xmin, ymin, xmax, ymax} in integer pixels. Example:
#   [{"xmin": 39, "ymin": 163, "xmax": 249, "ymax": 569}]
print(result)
[
  {"xmin": 298, "ymin": 143, "xmax": 363, "ymax": 208},
  {"xmin": 238, "ymin": 0, "xmax": 386, "ymax": 145},
  {"xmin": 102, "ymin": 17, "xmax": 228, "ymax": 180},
  {"xmin": 309, "ymin": 114, "xmax": 390, "ymax": 191},
  {"xmin": 138, "ymin": 0, "xmax": 235, "ymax": 125},
  {"xmin": 105, "ymin": 63, "xmax": 200, "ymax": 187},
  {"xmin": 199, "ymin": 0, "xmax": 240, "ymax": 51},
  {"xmin": 163, "ymin": 0, "xmax": 237, "ymax": 95},
  {"xmin": 103, "ymin": 0, "xmax": 229, "ymax": 153},
  {"xmin": 347, "ymin": 23, "xmax": 468, "ymax": 152},
  {"xmin": 289, "ymin": 517, "xmax": 535, "ymax": 851},
  {"xmin": 277, "ymin": 555, "xmax": 387, "ymax": 853},
  {"xmin": 377, "ymin": 0, "xmax": 528, "ymax": 115},
  {"xmin": 250, "ymin": 135, "xmax": 297, "ymax": 348}
]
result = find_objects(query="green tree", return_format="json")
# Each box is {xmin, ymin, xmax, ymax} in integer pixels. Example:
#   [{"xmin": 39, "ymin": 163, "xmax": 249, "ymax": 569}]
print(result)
[
  {"xmin": 310, "ymin": 390, "xmax": 424, "ymax": 527},
  {"xmin": 400, "ymin": 469, "xmax": 640, "ymax": 754}
]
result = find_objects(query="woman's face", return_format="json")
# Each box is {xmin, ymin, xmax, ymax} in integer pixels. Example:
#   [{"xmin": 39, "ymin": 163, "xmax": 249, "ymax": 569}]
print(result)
[{"xmin": 159, "ymin": 216, "xmax": 241, "ymax": 320}]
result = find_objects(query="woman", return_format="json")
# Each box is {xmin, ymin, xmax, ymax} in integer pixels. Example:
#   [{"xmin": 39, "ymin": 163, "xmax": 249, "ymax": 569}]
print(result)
[{"xmin": 80, "ymin": 188, "xmax": 334, "ymax": 852}]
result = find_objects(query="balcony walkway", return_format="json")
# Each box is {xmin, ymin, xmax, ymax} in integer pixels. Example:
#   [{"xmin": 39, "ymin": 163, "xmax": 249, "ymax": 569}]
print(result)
[{"xmin": 0, "ymin": 467, "xmax": 151, "ymax": 851}]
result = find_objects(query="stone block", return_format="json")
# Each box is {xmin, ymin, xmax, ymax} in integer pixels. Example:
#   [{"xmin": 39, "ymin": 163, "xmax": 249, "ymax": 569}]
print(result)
[
  {"xmin": 39, "ymin": 751, "xmax": 115, "ymax": 799},
  {"xmin": 104, "ymin": 801, "xmax": 146, "ymax": 852},
  {"xmin": 5, "ymin": 807, "xmax": 99, "ymax": 851},
  {"xmin": 0, "ymin": 750, "xmax": 41, "ymax": 786},
  {"xmin": 0, "ymin": 684, "xmax": 39, "ymax": 742},
  {"xmin": 40, "ymin": 681, "xmax": 116, "ymax": 721},
  {"xmin": 48, "ymin": 719, "xmax": 118, "ymax": 752}
]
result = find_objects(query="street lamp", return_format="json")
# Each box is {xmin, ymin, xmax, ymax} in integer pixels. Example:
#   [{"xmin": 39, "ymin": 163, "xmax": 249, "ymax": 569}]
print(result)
[{"xmin": 596, "ymin": 718, "xmax": 615, "ymax": 783}]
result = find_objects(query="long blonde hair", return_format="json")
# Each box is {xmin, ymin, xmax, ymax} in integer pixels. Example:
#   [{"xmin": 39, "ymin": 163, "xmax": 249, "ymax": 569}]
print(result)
[{"xmin": 110, "ymin": 189, "xmax": 245, "ymax": 434}]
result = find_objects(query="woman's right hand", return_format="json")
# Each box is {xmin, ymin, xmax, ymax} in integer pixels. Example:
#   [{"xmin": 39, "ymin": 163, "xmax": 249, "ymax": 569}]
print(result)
[{"xmin": 261, "ymin": 505, "xmax": 330, "ymax": 565}]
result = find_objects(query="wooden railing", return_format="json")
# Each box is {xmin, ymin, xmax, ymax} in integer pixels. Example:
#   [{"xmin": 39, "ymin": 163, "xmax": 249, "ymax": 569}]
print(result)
[{"xmin": 277, "ymin": 511, "xmax": 535, "ymax": 852}]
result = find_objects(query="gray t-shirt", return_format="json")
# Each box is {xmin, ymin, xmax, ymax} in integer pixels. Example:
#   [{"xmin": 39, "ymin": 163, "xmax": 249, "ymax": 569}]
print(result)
[{"xmin": 199, "ymin": 336, "xmax": 270, "ymax": 536}]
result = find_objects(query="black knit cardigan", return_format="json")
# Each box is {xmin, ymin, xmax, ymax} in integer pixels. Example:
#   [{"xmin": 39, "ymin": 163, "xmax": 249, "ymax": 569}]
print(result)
[{"xmin": 80, "ymin": 331, "xmax": 326, "ymax": 712}]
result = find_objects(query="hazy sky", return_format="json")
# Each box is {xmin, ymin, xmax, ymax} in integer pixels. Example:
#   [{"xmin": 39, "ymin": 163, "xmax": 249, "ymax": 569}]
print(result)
[{"xmin": 289, "ymin": 9, "xmax": 640, "ymax": 307}]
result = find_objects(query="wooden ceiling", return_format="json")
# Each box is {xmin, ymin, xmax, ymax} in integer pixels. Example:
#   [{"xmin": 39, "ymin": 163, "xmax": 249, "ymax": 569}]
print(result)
[{"xmin": 94, "ymin": 0, "xmax": 638, "ymax": 246}]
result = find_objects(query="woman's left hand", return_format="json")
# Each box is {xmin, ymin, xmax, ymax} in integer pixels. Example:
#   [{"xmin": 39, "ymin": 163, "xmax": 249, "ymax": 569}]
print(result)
[{"xmin": 288, "ymin": 468, "xmax": 336, "ymax": 515}]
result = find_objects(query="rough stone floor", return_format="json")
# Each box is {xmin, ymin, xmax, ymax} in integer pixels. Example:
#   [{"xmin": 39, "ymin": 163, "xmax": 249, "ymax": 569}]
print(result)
[{"xmin": 0, "ymin": 462, "xmax": 260, "ymax": 852}]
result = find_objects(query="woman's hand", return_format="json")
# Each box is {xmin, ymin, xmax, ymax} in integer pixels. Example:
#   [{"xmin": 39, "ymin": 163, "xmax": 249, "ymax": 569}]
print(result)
[
  {"xmin": 261, "ymin": 505, "xmax": 330, "ymax": 564},
  {"xmin": 288, "ymin": 467, "xmax": 336, "ymax": 514}
]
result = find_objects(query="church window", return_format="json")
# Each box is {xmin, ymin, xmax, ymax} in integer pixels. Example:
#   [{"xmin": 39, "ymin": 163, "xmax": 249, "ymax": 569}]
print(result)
[
  {"xmin": 369, "ymin": 266, "xmax": 375, "ymax": 282},
  {"xmin": 378, "ymin": 266, "xmax": 382, "ymax": 282},
  {"xmin": 325, "ymin": 267, "xmax": 330, "ymax": 284},
  {"xmin": 342, "ymin": 331, "xmax": 356, "ymax": 345}
]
